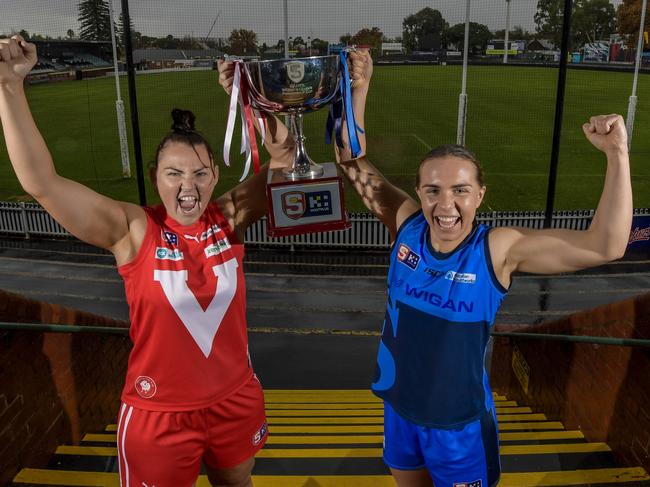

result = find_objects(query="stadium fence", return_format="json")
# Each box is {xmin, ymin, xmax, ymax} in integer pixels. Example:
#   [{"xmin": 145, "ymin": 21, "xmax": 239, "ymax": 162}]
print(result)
[{"xmin": 1, "ymin": 201, "xmax": 647, "ymax": 249}]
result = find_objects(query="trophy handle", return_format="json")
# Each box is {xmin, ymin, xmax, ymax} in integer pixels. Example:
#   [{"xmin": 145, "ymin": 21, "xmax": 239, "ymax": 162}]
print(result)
[{"xmin": 282, "ymin": 113, "xmax": 324, "ymax": 180}]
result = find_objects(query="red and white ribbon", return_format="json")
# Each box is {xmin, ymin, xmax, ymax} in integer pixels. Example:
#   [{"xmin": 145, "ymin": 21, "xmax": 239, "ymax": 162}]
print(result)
[{"xmin": 223, "ymin": 61, "xmax": 265, "ymax": 182}]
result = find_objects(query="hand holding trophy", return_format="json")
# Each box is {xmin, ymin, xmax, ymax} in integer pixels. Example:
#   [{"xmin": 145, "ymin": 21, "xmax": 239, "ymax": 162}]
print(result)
[{"xmin": 223, "ymin": 49, "xmax": 363, "ymax": 236}]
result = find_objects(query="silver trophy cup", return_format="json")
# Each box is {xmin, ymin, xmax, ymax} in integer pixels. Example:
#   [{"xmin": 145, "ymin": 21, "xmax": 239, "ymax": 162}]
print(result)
[{"xmin": 243, "ymin": 55, "xmax": 340, "ymax": 180}]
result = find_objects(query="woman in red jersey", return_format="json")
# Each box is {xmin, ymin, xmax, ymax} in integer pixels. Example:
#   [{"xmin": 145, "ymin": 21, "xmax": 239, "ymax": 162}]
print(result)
[{"xmin": 0, "ymin": 35, "xmax": 293, "ymax": 487}]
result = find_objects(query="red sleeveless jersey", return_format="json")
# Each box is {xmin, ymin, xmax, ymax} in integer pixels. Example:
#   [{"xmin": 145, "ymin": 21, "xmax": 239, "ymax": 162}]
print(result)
[{"xmin": 118, "ymin": 202, "xmax": 252, "ymax": 411}]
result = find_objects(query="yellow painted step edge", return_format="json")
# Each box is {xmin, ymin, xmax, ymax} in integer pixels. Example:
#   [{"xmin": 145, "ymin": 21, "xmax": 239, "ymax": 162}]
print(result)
[
  {"xmin": 55, "ymin": 442, "xmax": 611, "ymax": 458},
  {"xmin": 14, "ymin": 468, "xmax": 650, "ymax": 487},
  {"xmin": 85, "ymin": 430, "xmax": 584, "ymax": 444}
]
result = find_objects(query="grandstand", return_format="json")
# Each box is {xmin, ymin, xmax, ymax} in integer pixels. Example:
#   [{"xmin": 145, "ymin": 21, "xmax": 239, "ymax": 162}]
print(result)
[
  {"xmin": 31, "ymin": 40, "xmax": 112, "ymax": 73},
  {"xmin": 132, "ymin": 48, "xmax": 223, "ymax": 70}
]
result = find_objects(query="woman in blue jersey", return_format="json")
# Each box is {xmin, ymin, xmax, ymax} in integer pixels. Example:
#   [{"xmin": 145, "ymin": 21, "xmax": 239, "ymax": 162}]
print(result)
[{"xmin": 339, "ymin": 51, "xmax": 632, "ymax": 487}]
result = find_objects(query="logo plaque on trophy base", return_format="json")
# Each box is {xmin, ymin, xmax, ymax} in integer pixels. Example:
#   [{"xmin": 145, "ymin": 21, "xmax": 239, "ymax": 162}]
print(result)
[{"xmin": 266, "ymin": 162, "xmax": 350, "ymax": 237}]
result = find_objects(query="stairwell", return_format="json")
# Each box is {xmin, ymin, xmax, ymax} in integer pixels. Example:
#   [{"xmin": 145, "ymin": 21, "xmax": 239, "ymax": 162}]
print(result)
[{"xmin": 11, "ymin": 390, "xmax": 650, "ymax": 487}]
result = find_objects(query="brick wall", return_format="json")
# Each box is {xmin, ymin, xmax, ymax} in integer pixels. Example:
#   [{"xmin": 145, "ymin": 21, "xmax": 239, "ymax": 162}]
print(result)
[
  {"xmin": 0, "ymin": 289, "xmax": 130, "ymax": 486},
  {"xmin": 491, "ymin": 292, "xmax": 650, "ymax": 473}
]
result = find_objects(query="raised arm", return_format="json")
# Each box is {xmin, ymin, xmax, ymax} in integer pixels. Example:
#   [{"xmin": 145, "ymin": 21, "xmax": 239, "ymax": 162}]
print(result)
[
  {"xmin": 490, "ymin": 114, "xmax": 632, "ymax": 286},
  {"xmin": 0, "ymin": 36, "xmax": 142, "ymax": 257},
  {"xmin": 335, "ymin": 50, "xmax": 418, "ymax": 240},
  {"xmin": 215, "ymin": 59, "xmax": 296, "ymax": 236}
]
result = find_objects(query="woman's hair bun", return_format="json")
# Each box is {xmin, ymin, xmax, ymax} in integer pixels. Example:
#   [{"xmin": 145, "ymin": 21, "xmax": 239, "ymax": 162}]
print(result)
[{"xmin": 171, "ymin": 108, "xmax": 196, "ymax": 133}]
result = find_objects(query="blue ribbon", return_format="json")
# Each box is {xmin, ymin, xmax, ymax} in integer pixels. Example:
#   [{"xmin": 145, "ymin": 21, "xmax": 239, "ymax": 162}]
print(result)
[{"xmin": 325, "ymin": 50, "xmax": 364, "ymax": 158}]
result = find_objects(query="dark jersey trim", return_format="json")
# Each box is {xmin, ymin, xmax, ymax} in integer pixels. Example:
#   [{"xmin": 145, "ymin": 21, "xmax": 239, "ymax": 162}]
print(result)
[
  {"xmin": 426, "ymin": 221, "xmax": 479, "ymax": 261},
  {"xmin": 375, "ymin": 392, "xmax": 485, "ymax": 430},
  {"xmin": 484, "ymin": 228, "xmax": 509, "ymax": 294},
  {"xmin": 392, "ymin": 209, "xmax": 423, "ymax": 247}
]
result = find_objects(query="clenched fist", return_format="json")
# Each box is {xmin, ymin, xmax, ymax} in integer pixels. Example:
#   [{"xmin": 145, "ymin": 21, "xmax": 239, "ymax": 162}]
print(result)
[
  {"xmin": 348, "ymin": 49, "xmax": 372, "ymax": 91},
  {"xmin": 582, "ymin": 114, "xmax": 628, "ymax": 155},
  {"xmin": 217, "ymin": 59, "xmax": 235, "ymax": 95},
  {"xmin": 0, "ymin": 35, "xmax": 37, "ymax": 85}
]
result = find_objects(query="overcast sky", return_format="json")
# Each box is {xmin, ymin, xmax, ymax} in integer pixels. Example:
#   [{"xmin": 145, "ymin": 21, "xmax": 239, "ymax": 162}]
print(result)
[{"xmin": 1, "ymin": 0, "xmax": 623, "ymax": 44}]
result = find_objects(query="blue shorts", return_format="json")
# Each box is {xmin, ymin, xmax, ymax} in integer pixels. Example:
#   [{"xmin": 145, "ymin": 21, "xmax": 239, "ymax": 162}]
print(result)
[{"xmin": 383, "ymin": 401, "xmax": 500, "ymax": 487}]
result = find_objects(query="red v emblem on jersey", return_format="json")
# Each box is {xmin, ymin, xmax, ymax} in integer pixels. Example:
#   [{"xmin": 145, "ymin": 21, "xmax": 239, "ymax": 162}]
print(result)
[{"xmin": 154, "ymin": 259, "xmax": 239, "ymax": 358}]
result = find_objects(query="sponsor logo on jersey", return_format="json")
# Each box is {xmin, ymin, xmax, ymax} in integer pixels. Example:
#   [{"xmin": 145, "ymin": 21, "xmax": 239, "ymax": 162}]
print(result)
[
  {"xmin": 135, "ymin": 376, "xmax": 157, "ymax": 399},
  {"xmin": 281, "ymin": 190, "xmax": 334, "ymax": 220},
  {"xmin": 424, "ymin": 268, "xmax": 445, "ymax": 278},
  {"xmin": 155, "ymin": 247, "xmax": 183, "ymax": 261},
  {"xmin": 252, "ymin": 421, "xmax": 268, "ymax": 445},
  {"xmin": 200, "ymin": 224, "xmax": 222, "ymax": 241},
  {"xmin": 454, "ymin": 481, "xmax": 482, "ymax": 487},
  {"xmin": 204, "ymin": 238, "xmax": 231, "ymax": 258},
  {"xmin": 397, "ymin": 244, "xmax": 420, "ymax": 270},
  {"xmin": 405, "ymin": 284, "xmax": 474, "ymax": 313},
  {"xmin": 162, "ymin": 231, "xmax": 178, "ymax": 246},
  {"xmin": 184, "ymin": 225, "xmax": 222, "ymax": 243},
  {"xmin": 445, "ymin": 270, "xmax": 477, "ymax": 284}
]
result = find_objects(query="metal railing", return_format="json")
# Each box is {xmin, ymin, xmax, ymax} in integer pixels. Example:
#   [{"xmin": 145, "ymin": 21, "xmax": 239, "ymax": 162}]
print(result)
[
  {"xmin": 1, "ymin": 201, "xmax": 649, "ymax": 248},
  {"xmin": 3, "ymin": 321, "xmax": 650, "ymax": 349}
]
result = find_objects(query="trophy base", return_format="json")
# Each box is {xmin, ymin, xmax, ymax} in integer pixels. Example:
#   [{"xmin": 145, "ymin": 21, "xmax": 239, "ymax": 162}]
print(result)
[
  {"xmin": 282, "ymin": 164, "xmax": 325, "ymax": 180},
  {"xmin": 266, "ymin": 162, "xmax": 350, "ymax": 237}
]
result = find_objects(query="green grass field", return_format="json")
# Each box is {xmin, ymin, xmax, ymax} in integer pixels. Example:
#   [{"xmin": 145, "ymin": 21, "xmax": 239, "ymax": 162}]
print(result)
[{"xmin": 0, "ymin": 65, "xmax": 648, "ymax": 212}]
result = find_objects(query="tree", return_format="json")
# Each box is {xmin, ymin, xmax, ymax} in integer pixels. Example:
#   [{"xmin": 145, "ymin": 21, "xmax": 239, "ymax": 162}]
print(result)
[
  {"xmin": 291, "ymin": 36, "xmax": 305, "ymax": 49},
  {"xmin": 573, "ymin": 0, "xmax": 617, "ymax": 44},
  {"xmin": 535, "ymin": 0, "xmax": 617, "ymax": 49},
  {"xmin": 534, "ymin": 0, "xmax": 565, "ymax": 47},
  {"xmin": 350, "ymin": 27, "xmax": 384, "ymax": 55},
  {"xmin": 66, "ymin": 29, "xmax": 76, "ymax": 39},
  {"xmin": 117, "ymin": 12, "xmax": 133, "ymax": 47},
  {"xmin": 492, "ymin": 25, "xmax": 535, "ymax": 42},
  {"xmin": 617, "ymin": 0, "xmax": 650, "ymax": 46},
  {"xmin": 311, "ymin": 38, "xmax": 329, "ymax": 55},
  {"xmin": 402, "ymin": 8, "xmax": 448, "ymax": 53},
  {"xmin": 129, "ymin": 33, "xmax": 154, "ymax": 49},
  {"xmin": 228, "ymin": 29, "xmax": 257, "ymax": 55},
  {"xmin": 445, "ymin": 22, "xmax": 492, "ymax": 54},
  {"xmin": 339, "ymin": 33, "xmax": 352, "ymax": 45},
  {"xmin": 178, "ymin": 36, "xmax": 201, "ymax": 49},
  {"xmin": 153, "ymin": 35, "xmax": 180, "ymax": 49},
  {"xmin": 78, "ymin": 0, "xmax": 112, "ymax": 41}
]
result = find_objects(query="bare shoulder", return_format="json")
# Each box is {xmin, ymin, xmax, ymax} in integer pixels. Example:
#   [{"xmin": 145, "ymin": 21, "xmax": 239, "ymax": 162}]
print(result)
[
  {"xmin": 214, "ymin": 192, "xmax": 236, "ymax": 228},
  {"xmin": 396, "ymin": 200, "xmax": 420, "ymax": 225},
  {"xmin": 214, "ymin": 192, "xmax": 247, "ymax": 242},
  {"xmin": 488, "ymin": 226, "xmax": 525, "ymax": 248},
  {"xmin": 487, "ymin": 226, "xmax": 527, "ymax": 289},
  {"xmin": 111, "ymin": 202, "xmax": 148, "ymax": 266}
]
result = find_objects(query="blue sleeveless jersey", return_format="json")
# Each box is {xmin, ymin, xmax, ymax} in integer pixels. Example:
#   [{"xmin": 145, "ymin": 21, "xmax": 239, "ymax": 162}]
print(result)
[{"xmin": 372, "ymin": 211, "xmax": 508, "ymax": 429}]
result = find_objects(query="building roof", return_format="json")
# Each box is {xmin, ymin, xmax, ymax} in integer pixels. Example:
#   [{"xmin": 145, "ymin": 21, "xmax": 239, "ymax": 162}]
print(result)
[
  {"xmin": 527, "ymin": 39, "xmax": 555, "ymax": 51},
  {"xmin": 183, "ymin": 49, "xmax": 223, "ymax": 58},
  {"xmin": 133, "ymin": 48, "xmax": 223, "ymax": 63}
]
